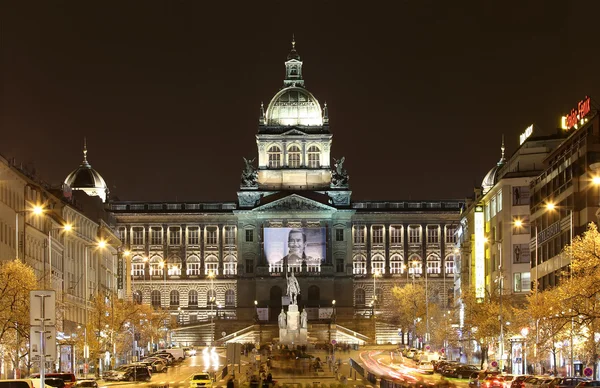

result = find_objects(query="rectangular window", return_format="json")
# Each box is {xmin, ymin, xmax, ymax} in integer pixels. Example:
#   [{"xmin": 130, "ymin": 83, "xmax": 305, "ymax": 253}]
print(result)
[
  {"xmin": 514, "ymin": 272, "xmax": 531, "ymax": 292},
  {"xmin": 513, "ymin": 243, "xmax": 530, "ymax": 264},
  {"xmin": 206, "ymin": 227, "xmax": 217, "ymax": 245},
  {"xmin": 408, "ymin": 226, "xmax": 421, "ymax": 244},
  {"xmin": 427, "ymin": 226, "xmax": 439, "ymax": 244},
  {"xmin": 353, "ymin": 226, "xmax": 365, "ymax": 244},
  {"xmin": 205, "ymin": 261, "xmax": 218, "ymax": 275},
  {"xmin": 336, "ymin": 259, "xmax": 345, "ymax": 273},
  {"xmin": 246, "ymin": 259, "xmax": 254, "ymax": 274},
  {"xmin": 497, "ymin": 190, "xmax": 503, "ymax": 212},
  {"xmin": 151, "ymin": 227, "xmax": 162, "ymax": 245},
  {"xmin": 513, "ymin": 186, "xmax": 530, "ymax": 206},
  {"xmin": 485, "ymin": 203, "xmax": 490, "ymax": 221},
  {"xmin": 118, "ymin": 227, "xmax": 127, "ymax": 243},
  {"xmin": 353, "ymin": 261, "xmax": 366, "ymax": 275},
  {"xmin": 445, "ymin": 260, "xmax": 455, "ymax": 274},
  {"xmin": 132, "ymin": 227, "xmax": 144, "ymax": 245},
  {"xmin": 224, "ymin": 226, "xmax": 236, "ymax": 245},
  {"xmin": 390, "ymin": 226, "xmax": 402, "ymax": 245},
  {"xmin": 188, "ymin": 227, "xmax": 199, "ymax": 245},
  {"xmin": 372, "ymin": 226, "xmax": 383, "ymax": 244},
  {"xmin": 224, "ymin": 262, "xmax": 237, "ymax": 275},
  {"xmin": 169, "ymin": 227, "xmax": 181, "ymax": 245},
  {"xmin": 335, "ymin": 229, "xmax": 344, "ymax": 242},
  {"xmin": 390, "ymin": 261, "xmax": 404, "ymax": 274},
  {"xmin": 245, "ymin": 229, "xmax": 254, "ymax": 242},
  {"xmin": 445, "ymin": 226, "xmax": 457, "ymax": 244},
  {"xmin": 490, "ymin": 196, "xmax": 497, "ymax": 218}
]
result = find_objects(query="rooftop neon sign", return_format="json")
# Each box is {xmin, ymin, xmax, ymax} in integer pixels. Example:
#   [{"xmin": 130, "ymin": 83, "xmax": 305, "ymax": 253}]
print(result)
[{"xmin": 562, "ymin": 96, "xmax": 591, "ymax": 130}]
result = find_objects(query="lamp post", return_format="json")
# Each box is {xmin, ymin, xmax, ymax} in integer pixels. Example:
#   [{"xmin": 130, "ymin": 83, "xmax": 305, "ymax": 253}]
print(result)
[
  {"xmin": 332, "ymin": 299, "xmax": 336, "ymax": 323},
  {"xmin": 372, "ymin": 269, "xmax": 380, "ymax": 317}
]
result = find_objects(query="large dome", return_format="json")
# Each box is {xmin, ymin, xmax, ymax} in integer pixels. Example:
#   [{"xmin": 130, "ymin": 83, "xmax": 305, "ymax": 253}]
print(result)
[
  {"xmin": 64, "ymin": 143, "xmax": 109, "ymax": 202},
  {"xmin": 266, "ymin": 87, "xmax": 323, "ymax": 126}
]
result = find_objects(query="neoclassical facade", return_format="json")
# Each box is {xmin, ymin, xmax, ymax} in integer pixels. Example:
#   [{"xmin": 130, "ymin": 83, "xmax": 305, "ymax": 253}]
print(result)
[{"xmin": 109, "ymin": 42, "xmax": 464, "ymax": 344}]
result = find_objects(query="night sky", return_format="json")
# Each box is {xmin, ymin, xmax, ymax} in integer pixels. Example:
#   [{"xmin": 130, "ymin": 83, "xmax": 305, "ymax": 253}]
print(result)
[{"xmin": 2, "ymin": 1, "xmax": 600, "ymax": 203}]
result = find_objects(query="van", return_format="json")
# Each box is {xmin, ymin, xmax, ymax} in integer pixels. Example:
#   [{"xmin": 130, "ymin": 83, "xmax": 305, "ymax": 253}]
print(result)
[
  {"xmin": 158, "ymin": 348, "xmax": 185, "ymax": 361},
  {"xmin": 0, "ymin": 379, "xmax": 42, "ymax": 388}
]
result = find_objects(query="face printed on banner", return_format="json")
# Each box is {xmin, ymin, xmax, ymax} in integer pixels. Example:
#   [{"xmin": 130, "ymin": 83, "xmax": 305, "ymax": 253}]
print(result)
[{"xmin": 288, "ymin": 230, "xmax": 306, "ymax": 258}]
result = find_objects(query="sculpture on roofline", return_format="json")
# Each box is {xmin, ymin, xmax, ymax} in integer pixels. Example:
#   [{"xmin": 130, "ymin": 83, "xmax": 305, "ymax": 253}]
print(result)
[
  {"xmin": 241, "ymin": 157, "xmax": 258, "ymax": 187},
  {"xmin": 331, "ymin": 156, "xmax": 349, "ymax": 188}
]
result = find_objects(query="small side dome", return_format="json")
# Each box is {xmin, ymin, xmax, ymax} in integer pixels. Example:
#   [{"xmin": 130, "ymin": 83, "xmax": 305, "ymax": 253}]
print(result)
[
  {"xmin": 266, "ymin": 87, "xmax": 323, "ymax": 126},
  {"xmin": 64, "ymin": 140, "xmax": 109, "ymax": 202},
  {"xmin": 482, "ymin": 165, "xmax": 501, "ymax": 194}
]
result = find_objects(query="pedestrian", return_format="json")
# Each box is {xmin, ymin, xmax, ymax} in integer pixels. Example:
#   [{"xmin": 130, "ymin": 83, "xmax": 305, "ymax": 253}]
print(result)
[{"xmin": 227, "ymin": 377, "xmax": 234, "ymax": 388}]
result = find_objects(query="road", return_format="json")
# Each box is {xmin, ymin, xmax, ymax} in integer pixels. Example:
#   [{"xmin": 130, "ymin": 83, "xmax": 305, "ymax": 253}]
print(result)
[{"xmin": 99, "ymin": 348, "xmax": 225, "ymax": 388}]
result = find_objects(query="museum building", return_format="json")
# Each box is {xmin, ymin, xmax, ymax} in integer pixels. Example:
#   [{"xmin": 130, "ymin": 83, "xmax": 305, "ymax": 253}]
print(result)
[{"xmin": 106, "ymin": 42, "xmax": 465, "ymax": 345}]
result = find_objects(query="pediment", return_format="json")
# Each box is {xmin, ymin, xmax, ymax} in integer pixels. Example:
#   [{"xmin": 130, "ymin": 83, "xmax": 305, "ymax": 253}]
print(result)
[
  {"xmin": 281, "ymin": 128, "xmax": 307, "ymax": 136},
  {"xmin": 253, "ymin": 194, "xmax": 336, "ymax": 212}
]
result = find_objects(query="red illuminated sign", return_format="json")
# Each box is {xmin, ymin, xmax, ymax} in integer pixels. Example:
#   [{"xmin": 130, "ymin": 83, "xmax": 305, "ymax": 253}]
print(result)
[{"xmin": 565, "ymin": 96, "xmax": 591, "ymax": 129}]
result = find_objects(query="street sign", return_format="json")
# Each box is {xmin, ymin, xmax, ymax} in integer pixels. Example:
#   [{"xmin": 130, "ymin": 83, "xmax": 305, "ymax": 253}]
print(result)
[
  {"xmin": 425, "ymin": 345, "xmax": 431, "ymax": 351},
  {"xmin": 491, "ymin": 361, "xmax": 498, "ymax": 368},
  {"xmin": 30, "ymin": 290, "xmax": 56, "ymax": 326},
  {"xmin": 30, "ymin": 326, "xmax": 57, "ymax": 361},
  {"xmin": 584, "ymin": 367, "xmax": 593, "ymax": 377},
  {"xmin": 441, "ymin": 348, "xmax": 445, "ymax": 354},
  {"xmin": 331, "ymin": 340, "xmax": 337, "ymax": 345}
]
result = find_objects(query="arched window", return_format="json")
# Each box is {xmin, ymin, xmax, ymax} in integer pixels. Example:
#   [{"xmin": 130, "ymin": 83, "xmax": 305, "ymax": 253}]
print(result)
[
  {"xmin": 427, "ymin": 254, "xmax": 441, "ymax": 274},
  {"xmin": 408, "ymin": 255, "xmax": 422, "ymax": 275},
  {"xmin": 149, "ymin": 256, "xmax": 164, "ymax": 276},
  {"xmin": 307, "ymin": 146, "xmax": 320, "ymax": 168},
  {"xmin": 133, "ymin": 290, "xmax": 142, "ymax": 305},
  {"xmin": 187, "ymin": 256, "xmax": 201, "ymax": 276},
  {"xmin": 168, "ymin": 256, "xmax": 182, "ymax": 276},
  {"xmin": 375, "ymin": 288, "xmax": 384, "ymax": 306},
  {"xmin": 132, "ymin": 256, "xmax": 145, "ymax": 277},
  {"xmin": 223, "ymin": 255, "xmax": 237, "ymax": 275},
  {"xmin": 308, "ymin": 285, "xmax": 320, "ymax": 301},
  {"xmin": 268, "ymin": 146, "xmax": 281, "ymax": 168},
  {"xmin": 151, "ymin": 290, "xmax": 161, "ymax": 308},
  {"xmin": 371, "ymin": 254, "xmax": 385, "ymax": 274},
  {"xmin": 170, "ymin": 290, "xmax": 179, "ymax": 306},
  {"xmin": 225, "ymin": 290, "xmax": 235, "ymax": 307},
  {"xmin": 207, "ymin": 289, "xmax": 216, "ymax": 306},
  {"xmin": 188, "ymin": 290, "xmax": 198, "ymax": 307},
  {"xmin": 355, "ymin": 288, "xmax": 366, "ymax": 306},
  {"xmin": 205, "ymin": 255, "xmax": 218, "ymax": 275},
  {"xmin": 353, "ymin": 254, "xmax": 367, "ymax": 275},
  {"xmin": 389, "ymin": 254, "xmax": 404, "ymax": 274},
  {"xmin": 288, "ymin": 145, "xmax": 301, "ymax": 168},
  {"xmin": 445, "ymin": 254, "xmax": 457, "ymax": 274}
]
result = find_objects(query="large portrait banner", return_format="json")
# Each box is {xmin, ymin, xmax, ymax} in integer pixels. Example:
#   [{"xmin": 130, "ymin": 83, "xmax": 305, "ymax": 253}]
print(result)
[{"xmin": 264, "ymin": 228, "xmax": 326, "ymax": 266}]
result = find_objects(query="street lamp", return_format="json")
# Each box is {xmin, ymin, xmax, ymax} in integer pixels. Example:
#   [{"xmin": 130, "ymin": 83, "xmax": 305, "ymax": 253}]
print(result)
[
  {"xmin": 372, "ymin": 269, "xmax": 381, "ymax": 315},
  {"xmin": 332, "ymin": 300, "xmax": 336, "ymax": 323},
  {"xmin": 208, "ymin": 270, "xmax": 216, "ymax": 346}
]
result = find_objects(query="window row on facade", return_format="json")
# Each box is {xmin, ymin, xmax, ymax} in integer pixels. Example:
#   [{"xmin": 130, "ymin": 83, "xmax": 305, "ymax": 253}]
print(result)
[
  {"xmin": 118, "ymin": 225, "xmax": 238, "ymax": 246},
  {"xmin": 133, "ymin": 289, "xmax": 236, "ymax": 308},
  {"xmin": 132, "ymin": 254, "xmax": 237, "ymax": 276},
  {"xmin": 351, "ymin": 253, "xmax": 457, "ymax": 275},
  {"xmin": 267, "ymin": 144, "xmax": 322, "ymax": 168},
  {"xmin": 350, "ymin": 224, "xmax": 458, "ymax": 245}
]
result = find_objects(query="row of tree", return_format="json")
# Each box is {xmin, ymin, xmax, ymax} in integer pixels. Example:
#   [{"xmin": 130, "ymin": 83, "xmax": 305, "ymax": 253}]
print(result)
[
  {"xmin": 390, "ymin": 223, "xmax": 600, "ymax": 375},
  {"xmin": 0, "ymin": 259, "xmax": 173, "ymax": 377}
]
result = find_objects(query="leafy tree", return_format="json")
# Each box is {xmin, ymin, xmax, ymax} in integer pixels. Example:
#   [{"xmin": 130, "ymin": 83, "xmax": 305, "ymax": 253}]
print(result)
[
  {"xmin": 391, "ymin": 283, "xmax": 427, "ymax": 345},
  {"xmin": 0, "ymin": 260, "xmax": 37, "ymax": 375}
]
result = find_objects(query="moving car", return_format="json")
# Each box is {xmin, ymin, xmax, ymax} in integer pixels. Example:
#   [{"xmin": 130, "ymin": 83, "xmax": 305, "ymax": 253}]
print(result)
[
  {"xmin": 551, "ymin": 378, "xmax": 591, "ymax": 388},
  {"xmin": 418, "ymin": 361, "xmax": 434, "ymax": 374},
  {"xmin": 189, "ymin": 372, "xmax": 212, "ymax": 388},
  {"xmin": 576, "ymin": 382, "xmax": 600, "ymax": 388},
  {"xmin": 443, "ymin": 364, "xmax": 480, "ymax": 379},
  {"xmin": 31, "ymin": 373, "xmax": 76, "ymax": 388},
  {"xmin": 103, "ymin": 364, "xmax": 151, "ymax": 382}
]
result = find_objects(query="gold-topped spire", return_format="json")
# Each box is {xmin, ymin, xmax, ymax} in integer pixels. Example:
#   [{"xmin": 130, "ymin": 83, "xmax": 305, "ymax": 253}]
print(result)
[
  {"xmin": 292, "ymin": 34, "xmax": 296, "ymax": 49},
  {"xmin": 83, "ymin": 137, "xmax": 88, "ymax": 163},
  {"xmin": 497, "ymin": 134, "xmax": 506, "ymax": 166}
]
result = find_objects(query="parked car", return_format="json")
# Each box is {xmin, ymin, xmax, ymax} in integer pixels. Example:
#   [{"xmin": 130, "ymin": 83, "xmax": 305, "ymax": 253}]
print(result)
[
  {"xmin": 512, "ymin": 376, "xmax": 534, "ymax": 388},
  {"xmin": 576, "ymin": 382, "xmax": 600, "ymax": 388},
  {"xmin": 31, "ymin": 373, "xmax": 76, "ymax": 388},
  {"xmin": 550, "ymin": 378, "xmax": 591, "ymax": 388},
  {"xmin": 103, "ymin": 365, "xmax": 151, "ymax": 382},
  {"xmin": 72, "ymin": 381, "xmax": 98, "ymax": 388},
  {"xmin": 418, "ymin": 361, "xmax": 434, "ymax": 374},
  {"xmin": 482, "ymin": 375, "xmax": 511, "ymax": 388},
  {"xmin": 436, "ymin": 361, "xmax": 459, "ymax": 374},
  {"xmin": 443, "ymin": 364, "xmax": 480, "ymax": 379},
  {"xmin": 189, "ymin": 372, "xmax": 212, "ymax": 388},
  {"xmin": 0, "ymin": 379, "xmax": 42, "ymax": 388},
  {"xmin": 140, "ymin": 358, "xmax": 168, "ymax": 373},
  {"xmin": 43, "ymin": 378, "xmax": 65, "ymax": 388}
]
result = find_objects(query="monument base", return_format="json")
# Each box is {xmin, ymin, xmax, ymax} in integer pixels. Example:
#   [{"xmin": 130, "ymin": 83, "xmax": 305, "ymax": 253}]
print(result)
[{"xmin": 279, "ymin": 327, "xmax": 308, "ymax": 346}]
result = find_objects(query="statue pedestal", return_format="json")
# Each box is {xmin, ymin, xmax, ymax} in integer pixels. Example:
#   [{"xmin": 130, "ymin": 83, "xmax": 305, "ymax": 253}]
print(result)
[{"xmin": 279, "ymin": 305, "xmax": 308, "ymax": 346}]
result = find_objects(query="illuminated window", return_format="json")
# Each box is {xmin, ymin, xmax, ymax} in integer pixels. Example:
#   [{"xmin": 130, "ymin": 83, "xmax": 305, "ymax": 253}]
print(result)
[
  {"xmin": 151, "ymin": 290, "xmax": 161, "ymax": 308},
  {"xmin": 288, "ymin": 145, "xmax": 301, "ymax": 167},
  {"xmin": 355, "ymin": 288, "xmax": 366, "ymax": 306},
  {"xmin": 371, "ymin": 255, "xmax": 385, "ymax": 274},
  {"xmin": 118, "ymin": 227, "xmax": 127, "ymax": 243},
  {"xmin": 372, "ymin": 226, "xmax": 384, "ymax": 244},
  {"xmin": 353, "ymin": 226, "xmax": 366, "ymax": 244},
  {"xmin": 353, "ymin": 254, "xmax": 367, "ymax": 275},
  {"xmin": 491, "ymin": 197, "xmax": 497, "ymax": 218},
  {"xmin": 513, "ymin": 272, "xmax": 531, "ymax": 292},
  {"xmin": 427, "ymin": 226, "xmax": 439, "ymax": 244},
  {"xmin": 149, "ymin": 256, "xmax": 163, "ymax": 276},
  {"xmin": 224, "ymin": 226, "xmax": 236, "ymax": 245},
  {"xmin": 497, "ymin": 190, "xmax": 503, "ymax": 212},
  {"xmin": 445, "ymin": 255, "xmax": 456, "ymax": 274},
  {"xmin": 207, "ymin": 290, "xmax": 216, "ymax": 306},
  {"xmin": 168, "ymin": 256, "xmax": 182, "ymax": 276},
  {"xmin": 268, "ymin": 146, "xmax": 281, "ymax": 168},
  {"xmin": 408, "ymin": 255, "xmax": 422, "ymax": 275},
  {"xmin": 390, "ymin": 259, "xmax": 404, "ymax": 274},
  {"xmin": 186, "ymin": 256, "xmax": 201, "ymax": 276},
  {"xmin": 445, "ymin": 226, "xmax": 457, "ymax": 244},
  {"xmin": 426, "ymin": 254, "xmax": 441, "ymax": 274},
  {"xmin": 150, "ymin": 227, "xmax": 162, "ymax": 245},
  {"xmin": 188, "ymin": 227, "xmax": 199, "ymax": 245},
  {"xmin": 408, "ymin": 226, "xmax": 421, "ymax": 244},
  {"xmin": 307, "ymin": 146, "xmax": 320, "ymax": 168},
  {"xmin": 390, "ymin": 226, "xmax": 402, "ymax": 245},
  {"xmin": 132, "ymin": 256, "xmax": 145, "ymax": 277},
  {"xmin": 205, "ymin": 257, "xmax": 218, "ymax": 275},
  {"xmin": 223, "ymin": 255, "xmax": 237, "ymax": 275},
  {"xmin": 225, "ymin": 290, "xmax": 235, "ymax": 307},
  {"xmin": 132, "ymin": 227, "xmax": 144, "ymax": 245},
  {"xmin": 206, "ymin": 227, "xmax": 218, "ymax": 245},
  {"xmin": 169, "ymin": 227, "xmax": 181, "ymax": 245}
]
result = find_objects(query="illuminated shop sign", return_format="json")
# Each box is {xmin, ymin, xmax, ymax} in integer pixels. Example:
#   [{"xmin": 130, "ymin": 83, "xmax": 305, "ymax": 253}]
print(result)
[
  {"xmin": 562, "ymin": 96, "xmax": 591, "ymax": 130},
  {"xmin": 536, "ymin": 221, "xmax": 560, "ymax": 245},
  {"xmin": 519, "ymin": 125, "xmax": 533, "ymax": 145},
  {"xmin": 474, "ymin": 205, "xmax": 485, "ymax": 299}
]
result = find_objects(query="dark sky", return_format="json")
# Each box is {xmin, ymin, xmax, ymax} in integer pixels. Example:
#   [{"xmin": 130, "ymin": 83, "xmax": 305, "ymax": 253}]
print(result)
[{"xmin": 2, "ymin": 1, "xmax": 600, "ymax": 202}]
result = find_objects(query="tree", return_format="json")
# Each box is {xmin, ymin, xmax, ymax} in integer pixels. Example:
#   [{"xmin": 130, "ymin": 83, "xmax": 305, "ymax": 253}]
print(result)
[
  {"xmin": 391, "ymin": 283, "xmax": 427, "ymax": 345},
  {"xmin": 0, "ymin": 260, "xmax": 37, "ymax": 375}
]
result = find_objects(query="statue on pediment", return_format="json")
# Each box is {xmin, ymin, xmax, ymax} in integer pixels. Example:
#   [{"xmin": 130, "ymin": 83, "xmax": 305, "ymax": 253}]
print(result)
[
  {"xmin": 241, "ymin": 157, "xmax": 258, "ymax": 188},
  {"xmin": 331, "ymin": 156, "xmax": 349, "ymax": 188}
]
